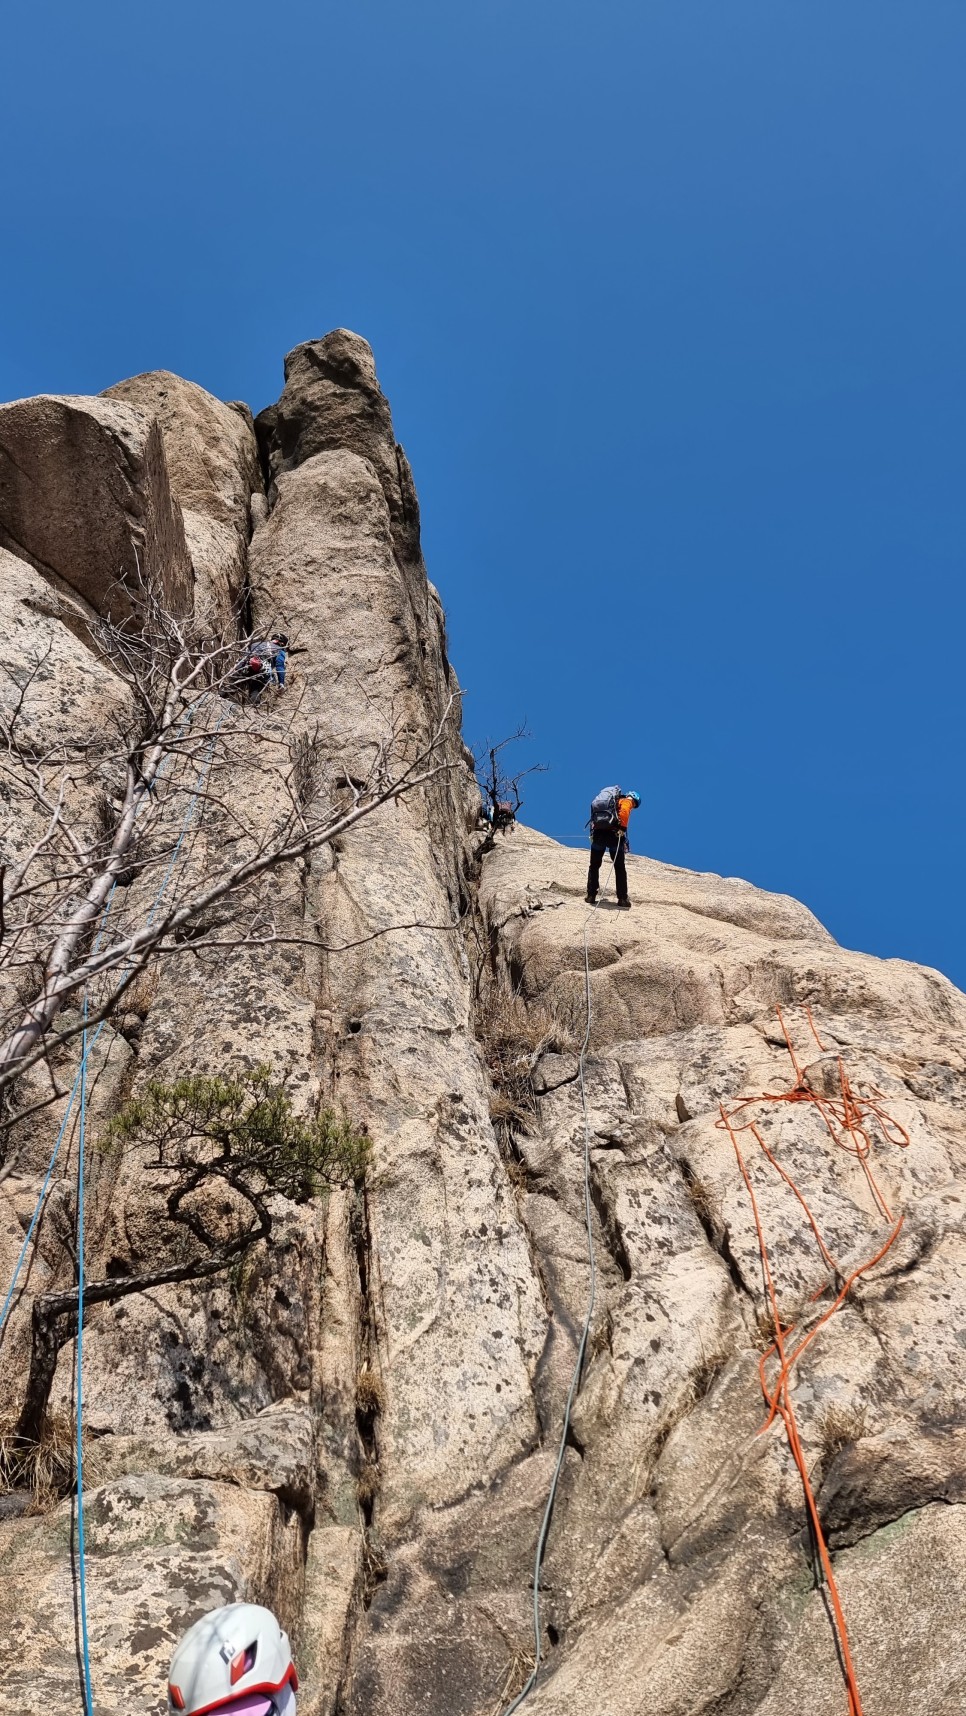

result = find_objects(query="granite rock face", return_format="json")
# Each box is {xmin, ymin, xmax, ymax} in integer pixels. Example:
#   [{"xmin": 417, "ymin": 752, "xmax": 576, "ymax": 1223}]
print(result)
[
  {"xmin": 255, "ymin": 330, "xmax": 422, "ymax": 566},
  {"xmin": 1, "ymin": 340, "xmax": 965, "ymax": 1716},
  {"xmin": 0, "ymin": 393, "xmax": 193, "ymax": 623},
  {"xmin": 104, "ymin": 371, "xmax": 264, "ymax": 623}
]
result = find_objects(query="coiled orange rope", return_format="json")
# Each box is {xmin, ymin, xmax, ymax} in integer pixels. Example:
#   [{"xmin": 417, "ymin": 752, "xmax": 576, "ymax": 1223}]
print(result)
[{"xmin": 716, "ymin": 1006, "xmax": 911, "ymax": 1716}]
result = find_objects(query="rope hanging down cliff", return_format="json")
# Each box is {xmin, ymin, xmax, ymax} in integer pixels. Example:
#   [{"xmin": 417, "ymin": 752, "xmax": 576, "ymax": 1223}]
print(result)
[
  {"xmin": 499, "ymin": 834, "xmax": 628, "ymax": 1715},
  {"xmin": 0, "ymin": 702, "xmax": 227, "ymax": 1716},
  {"xmin": 0, "ymin": 703, "xmax": 222, "ymax": 1335},
  {"xmin": 71, "ymin": 706, "xmax": 227, "ymax": 1716},
  {"xmin": 717, "ymin": 1005, "xmax": 911, "ymax": 1716}
]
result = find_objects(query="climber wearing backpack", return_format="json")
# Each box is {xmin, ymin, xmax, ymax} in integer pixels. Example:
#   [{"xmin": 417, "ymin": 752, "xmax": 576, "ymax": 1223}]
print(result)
[
  {"xmin": 167, "ymin": 1602, "xmax": 298, "ymax": 1716},
  {"xmin": 586, "ymin": 785, "xmax": 640, "ymax": 908},
  {"xmin": 234, "ymin": 633, "xmax": 289, "ymax": 703}
]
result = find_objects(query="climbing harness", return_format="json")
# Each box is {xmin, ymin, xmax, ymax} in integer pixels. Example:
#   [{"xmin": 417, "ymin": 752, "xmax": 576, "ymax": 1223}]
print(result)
[
  {"xmin": 500, "ymin": 834, "xmax": 627, "ymax": 1713},
  {"xmin": 717, "ymin": 1005, "xmax": 911, "ymax": 1716}
]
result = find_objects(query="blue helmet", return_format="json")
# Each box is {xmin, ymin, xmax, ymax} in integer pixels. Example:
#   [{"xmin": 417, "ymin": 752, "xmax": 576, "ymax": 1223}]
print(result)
[{"xmin": 627, "ymin": 791, "xmax": 641, "ymax": 807}]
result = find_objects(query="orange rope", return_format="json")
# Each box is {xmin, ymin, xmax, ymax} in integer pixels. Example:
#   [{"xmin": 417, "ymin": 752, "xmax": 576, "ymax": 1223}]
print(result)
[{"xmin": 715, "ymin": 1007, "xmax": 911, "ymax": 1716}]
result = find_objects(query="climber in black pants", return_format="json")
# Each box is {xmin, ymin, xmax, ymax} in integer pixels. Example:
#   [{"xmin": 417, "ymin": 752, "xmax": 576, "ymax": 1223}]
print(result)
[
  {"xmin": 586, "ymin": 787, "xmax": 640, "ymax": 907},
  {"xmin": 587, "ymin": 826, "xmax": 628, "ymax": 905}
]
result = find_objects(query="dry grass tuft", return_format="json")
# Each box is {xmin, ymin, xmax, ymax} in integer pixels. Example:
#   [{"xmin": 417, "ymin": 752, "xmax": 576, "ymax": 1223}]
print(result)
[
  {"xmin": 818, "ymin": 1400, "xmax": 867, "ymax": 1457},
  {"xmin": 691, "ymin": 1345, "xmax": 730, "ymax": 1402},
  {"xmin": 481, "ymin": 989, "xmax": 574, "ymax": 1063},
  {"xmin": 502, "ymin": 1154, "xmax": 529, "ymax": 1192},
  {"xmin": 686, "ymin": 1176, "xmax": 722, "ymax": 1234},
  {"xmin": 479, "ymin": 985, "xmax": 574, "ymax": 1144},
  {"xmin": 490, "ymin": 1648, "xmax": 536, "ymax": 1716},
  {"xmin": 356, "ymin": 1461, "xmax": 381, "ymax": 1506},
  {"xmin": 487, "ymin": 1090, "xmax": 532, "ymax": 1127},
  {"xmin": 356, "ymin": 1368, "xmax": 385, "ymax": 1415},
  {"xmin": 0, "ymin": 1409, "xmax": 76, "ymax": 1511},
  {"xmin": 362, "ymin": 1533, "xmax": 388, "ymax": 1605},
  {"xmin": 124, "ymin": 964, "xmax": 160, "ymax": 1020}
]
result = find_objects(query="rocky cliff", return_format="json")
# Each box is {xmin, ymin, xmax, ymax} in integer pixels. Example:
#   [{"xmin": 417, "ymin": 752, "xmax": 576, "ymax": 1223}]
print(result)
[{"xmin": 1, "ymin": 336, "xmax": 965, "ymax": 1716}]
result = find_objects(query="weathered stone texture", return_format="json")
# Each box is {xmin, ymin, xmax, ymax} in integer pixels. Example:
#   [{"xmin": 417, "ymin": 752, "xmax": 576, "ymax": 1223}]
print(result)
[
  {"xmin": 2, "ymin": 342, "xmax": 966, "ymax": 1716},
  {"xmin": 104, "ymin": 371, "xmax": 263, "ymax": 624},
  {"xmin": 0, "ymin": 393, "xmax": 193, "ymax": 621},
  {"xmin": 255, "ymin": 329, "xmax": 422, "ymax": 566}
]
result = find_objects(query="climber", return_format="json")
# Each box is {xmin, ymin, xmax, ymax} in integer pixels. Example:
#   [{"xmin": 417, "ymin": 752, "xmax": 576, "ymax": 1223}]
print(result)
[
  {"xmin": 167, "ymin": 1602, "xmax": 298, "ymax": 1716},
  {"xmin": 249, "ymin": 633, "xmax": 288, "ymax": 697},
  {"xmin": 233, "ymin": 633, "xmax": 289, "ymax": 703},
  {"xmin": 585, "ymin": 785, "xmax": 640, "ymax": 908}
]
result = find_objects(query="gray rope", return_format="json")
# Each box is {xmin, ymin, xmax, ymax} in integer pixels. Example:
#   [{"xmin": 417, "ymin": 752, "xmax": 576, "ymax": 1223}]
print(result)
[{"xmin": 500, "ymin": 836, "xmax": 624, "ymax": 1713}]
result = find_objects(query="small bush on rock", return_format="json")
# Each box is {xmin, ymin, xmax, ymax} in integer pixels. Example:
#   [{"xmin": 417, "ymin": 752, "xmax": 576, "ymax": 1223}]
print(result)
[
  {"xmin": 11, "ymin": 1066, "xmax": 369, "ymax": 1472},
  {"xmin": 106, "ymin": 1063, "xmax": 370, "ymax": 1195}
]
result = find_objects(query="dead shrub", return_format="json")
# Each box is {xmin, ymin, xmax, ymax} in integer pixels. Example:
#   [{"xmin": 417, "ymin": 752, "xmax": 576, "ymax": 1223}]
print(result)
[
  {"xmin": 818, "ymin": 1400, "xmax": 867, "ymax": 1456},
  {"xmin": 356, "ymin": 1368, "xmax": 385, "ymax": 1415},
  {"xmin": 356, "ymin": 1461, "xmax": 381, "ymax": 1506},
  {"xmin": 124, "ymin": 964, "xmax": 160, "ymax": 1020},
  {"xmin": 0, "ymin": 1409, "xmax": 76, "ymax": 1511}
]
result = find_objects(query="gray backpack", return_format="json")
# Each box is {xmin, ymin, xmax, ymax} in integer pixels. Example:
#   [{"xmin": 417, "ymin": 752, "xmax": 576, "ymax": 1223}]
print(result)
[{"xmin": 589, "ymin": 785, "xmax": 621, "ymax": 829}]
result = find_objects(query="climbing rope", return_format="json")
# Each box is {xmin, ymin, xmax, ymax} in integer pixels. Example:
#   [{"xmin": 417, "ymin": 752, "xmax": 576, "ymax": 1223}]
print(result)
[
  {"xmin": 70, "ymin": 703, "xmax": 227, "ymax": 1716},
  {"xmin": 0, "ymin": 701, "xmax": 222, "ymax": 1337},
  {"xmin": 500, "ymin": 833, "xmax": 626, "ymax": 1714},
  {"xmin": 716, "ymin": 1006, "xmax": 911, "ymax": 1716},
  {"xmin": 75, "ymin": 994, "xmax": 94, "ymax": 1716},
  {"xmin": 0, "ymin": 695, "xmax": 229, "ymax": 1715}
]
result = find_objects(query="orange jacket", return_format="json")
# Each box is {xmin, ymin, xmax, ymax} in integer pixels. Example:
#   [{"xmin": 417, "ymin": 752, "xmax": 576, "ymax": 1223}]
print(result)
[{"xmin": 617, "ymin": 795, "xmax": 636, "ymax": 831}]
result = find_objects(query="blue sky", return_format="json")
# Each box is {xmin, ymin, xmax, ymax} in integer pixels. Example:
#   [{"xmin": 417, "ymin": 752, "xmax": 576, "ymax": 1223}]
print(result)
[{"xmin": 3, "ymin": 1, "xmax": 964, "ymax": 984}]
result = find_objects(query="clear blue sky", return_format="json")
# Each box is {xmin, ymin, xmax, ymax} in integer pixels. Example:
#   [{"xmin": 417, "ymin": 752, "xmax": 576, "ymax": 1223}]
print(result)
[{"xmin": 3, "ymin": 2, "xmax": 964, "ymax": 985}]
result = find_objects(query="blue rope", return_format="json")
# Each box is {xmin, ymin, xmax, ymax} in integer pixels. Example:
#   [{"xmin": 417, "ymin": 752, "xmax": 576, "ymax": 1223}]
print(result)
[
  {"xmin": 70, "ymin": 701, "xmax": 226, "ymax": 1714},
  {"xmin": 0, "ymin": 876, "xmax": 118, "ymax": 1340},
  {"xmin": 0, "ymin": 1068, "xmax": 81, "ymax": 1336},
  {"xmin": 75, "ymin": 995, "xmax": 94, "ymax": 1716},
  {"xmin": 0, "ymin": 703, "xmax": 222, "ymax": 1333}
]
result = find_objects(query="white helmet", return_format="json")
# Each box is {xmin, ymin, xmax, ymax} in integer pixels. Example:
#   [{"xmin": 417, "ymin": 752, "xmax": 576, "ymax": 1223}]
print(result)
[{"xmin": 168, "ymin": 1603, "xmax": 298, "ymax": 1716}]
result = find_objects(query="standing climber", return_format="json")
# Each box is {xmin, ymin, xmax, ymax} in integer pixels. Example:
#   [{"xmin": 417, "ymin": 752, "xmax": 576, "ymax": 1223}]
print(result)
[
  {"xmin": 586, "ymin": 785, "xmax": 640, "ymax": 908},
  {"xmin": 167, "ymin": 1602, "xmax": 298, "ymax": 1716}
]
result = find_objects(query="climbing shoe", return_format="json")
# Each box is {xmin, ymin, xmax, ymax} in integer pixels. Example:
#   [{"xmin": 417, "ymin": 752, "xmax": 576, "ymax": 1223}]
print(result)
[{"xmin": 616, "ymin": 898, "xmax": 632, "ymax": 909}]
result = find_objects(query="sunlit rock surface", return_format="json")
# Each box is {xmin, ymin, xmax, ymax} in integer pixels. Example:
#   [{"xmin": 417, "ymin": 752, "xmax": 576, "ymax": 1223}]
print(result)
[{"xmin": 1, "ymin": 342, "xmax": 965, "ymax": 1716}]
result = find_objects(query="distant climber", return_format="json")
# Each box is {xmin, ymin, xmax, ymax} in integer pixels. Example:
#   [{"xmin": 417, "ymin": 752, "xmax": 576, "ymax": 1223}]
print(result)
[
  {"xmin": 586, "ymin": 785, "xmax": 640, "ymax": 908},
  {"xmin": 233, "ymin": 632, "xmax": 289, "ymax": 703},
  {"xmin": 486, "ymin": 798, "xmax": 517, "ymax": 832},
  {"xmin": 167, "ymin": 1602, "xmax": 298, "ymax": 1716}
]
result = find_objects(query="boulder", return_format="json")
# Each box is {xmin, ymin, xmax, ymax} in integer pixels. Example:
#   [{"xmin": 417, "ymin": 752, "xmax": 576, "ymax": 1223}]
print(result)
[
  {"xmin": 0, "ymin": 1475, "xmax": 303, "ymax": 1716},
  {"xmin": 255, "ymin": 330, "xmax": 422, "ymax": 565},
  {"xmin": 0, "ymin": 544, "xmax": 132, "ymax": 756},
  {"xmin": 0, "ymin": 393, "xmax": 193, "ymax": 622},
  {"xmin": 104, "ymin": 372, "xmax": 263, "ymax": 626}
]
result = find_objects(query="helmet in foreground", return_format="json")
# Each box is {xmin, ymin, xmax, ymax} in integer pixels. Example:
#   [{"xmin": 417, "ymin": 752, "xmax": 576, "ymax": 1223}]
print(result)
[{"xmin": 168, "ymin": 1603, "xmax": 298, "ymax": 1716}]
